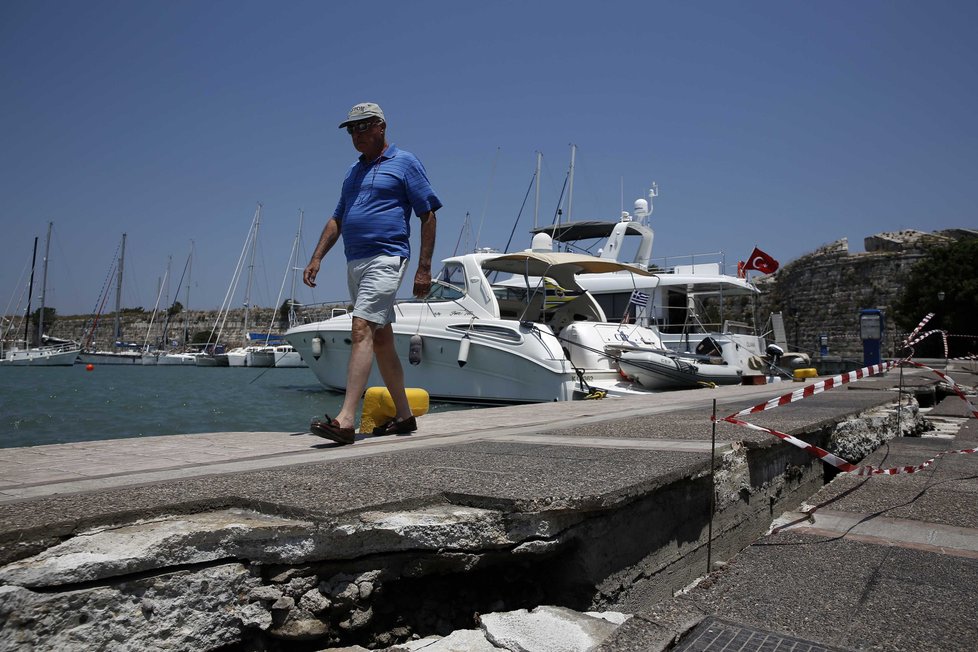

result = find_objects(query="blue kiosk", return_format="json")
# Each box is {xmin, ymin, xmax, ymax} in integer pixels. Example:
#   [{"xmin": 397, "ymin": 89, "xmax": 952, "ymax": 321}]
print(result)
[{"xmin": 859, "ymin": 309, "xmax": 885, "ymax": 366}]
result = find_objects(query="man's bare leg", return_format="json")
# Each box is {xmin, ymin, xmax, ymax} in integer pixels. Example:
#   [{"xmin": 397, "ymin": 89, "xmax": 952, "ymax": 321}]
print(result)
[
  {"xmin": 373, "ymin": 323, "xmax": 413, "ymax": 420},
  {"xmin": 334, "ymin": 317, "xmax": 377, "ymax": 429}
]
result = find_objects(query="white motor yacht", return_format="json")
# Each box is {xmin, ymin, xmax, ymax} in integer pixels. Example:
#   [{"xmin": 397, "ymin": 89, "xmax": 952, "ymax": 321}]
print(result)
[
  {"xmin": 286, "ymin": 250, "xmax": 662, "ymax": 404},
  {"xmin": 530, "ymin": 187, "xmax": 768, "ymax": 375}
]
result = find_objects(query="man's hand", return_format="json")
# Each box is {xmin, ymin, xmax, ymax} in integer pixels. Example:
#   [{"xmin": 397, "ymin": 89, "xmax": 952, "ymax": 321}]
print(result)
[
  {"xmin": 413, "ymin": 268, "xmax": 432, "ymax": 298},
  {"xmin": 303, "ymin": 260, "xmax": 321, "ymax": 288},
  {"xmin": 303, "ymin": 218, "xmax": 340, "ymax": 288}
]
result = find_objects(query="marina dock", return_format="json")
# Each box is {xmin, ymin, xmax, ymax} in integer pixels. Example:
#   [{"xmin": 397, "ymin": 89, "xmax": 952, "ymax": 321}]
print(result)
[{"xmin": 1, "ymin": 366, "xmax": 976, "ymax": 651}]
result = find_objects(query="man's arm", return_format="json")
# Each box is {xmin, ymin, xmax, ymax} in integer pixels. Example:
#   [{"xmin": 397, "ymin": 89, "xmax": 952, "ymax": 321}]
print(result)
[
  {"xmin": 303, "ymin": 217, "xmax": 341, "ymax": 288},
  {"xmin": 412, "ymin": 211, "xmax": 437, "ymax": 298}
]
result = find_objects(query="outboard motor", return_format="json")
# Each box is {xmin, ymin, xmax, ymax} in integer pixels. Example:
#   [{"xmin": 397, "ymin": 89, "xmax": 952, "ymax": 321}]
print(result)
[
  {"xmin": 766, "ymin": 343, "xmax": 784, "ymax": 363},
  {"xmin": 695, "ymin": 336, "xmax": 723, "ymax": 358},
  {"xmin": 765, "ymin": 343, "xmax": 785, "ymax": 380}
]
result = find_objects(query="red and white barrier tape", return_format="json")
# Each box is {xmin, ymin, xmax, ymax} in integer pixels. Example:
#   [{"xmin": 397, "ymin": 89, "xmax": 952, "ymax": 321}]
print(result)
[
  {"xmin": 906, "ymin": 329, "xmax": 949, "ymax": 357},
  {"xmin": 902, "ymin": 313, "xmax": 934, "ymax": 346},
  {"xmin": 719, "ymin": 358, "xmax": 978, "ymax": 476},
  {"xmin": 726, "ymin": 362, "xmax": 895, "ymax": 419}
]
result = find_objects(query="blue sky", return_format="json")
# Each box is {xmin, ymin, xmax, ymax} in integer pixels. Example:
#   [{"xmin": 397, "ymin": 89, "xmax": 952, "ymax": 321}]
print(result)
[{"xmin": 2, "ymin": 0, "xmax": 976, "ymax": 317}]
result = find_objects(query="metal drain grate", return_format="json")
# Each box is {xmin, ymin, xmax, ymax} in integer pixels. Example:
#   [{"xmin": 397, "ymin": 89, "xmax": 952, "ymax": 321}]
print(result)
[{"xmin": 675, "ymin": 616, "xmax": 851, "ymax": 652}]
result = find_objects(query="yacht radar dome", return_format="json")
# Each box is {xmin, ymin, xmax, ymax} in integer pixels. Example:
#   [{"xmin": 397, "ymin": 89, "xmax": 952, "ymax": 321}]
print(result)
[
  {"xmin": 633, "ymin": 198, "xmax": 649, "ymax": 223},
  {"xmin": 530, "ymin": 232, "xmax": 554, "ymax": 252}
]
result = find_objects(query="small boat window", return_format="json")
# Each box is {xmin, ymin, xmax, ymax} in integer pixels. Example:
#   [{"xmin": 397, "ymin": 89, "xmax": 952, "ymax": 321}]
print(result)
[
  {"xmin": 426, "ymin": 263, "xmax": 466, "ymax": 301},
  {"xmin": 447, "ymin": 323, "xmax": 523, "ymax": 343}
]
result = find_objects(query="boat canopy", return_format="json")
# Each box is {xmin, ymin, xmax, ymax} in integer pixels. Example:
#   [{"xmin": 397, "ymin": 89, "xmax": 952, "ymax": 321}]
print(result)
[{"xmin": 484, "ymin": 251, "xmax": 652, "ymax": 292}]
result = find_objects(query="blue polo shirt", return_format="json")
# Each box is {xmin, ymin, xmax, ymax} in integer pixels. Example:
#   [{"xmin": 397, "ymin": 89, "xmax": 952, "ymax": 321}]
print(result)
[{"xmin": 333, "ymin": 144, "xmax": 442, "ymax": 261}]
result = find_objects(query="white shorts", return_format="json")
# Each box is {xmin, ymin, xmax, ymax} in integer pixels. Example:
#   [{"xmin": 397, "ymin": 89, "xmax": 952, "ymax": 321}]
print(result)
[{"xmin": 347, "ymin": 255, "xmax": 408, "ymax": 326}]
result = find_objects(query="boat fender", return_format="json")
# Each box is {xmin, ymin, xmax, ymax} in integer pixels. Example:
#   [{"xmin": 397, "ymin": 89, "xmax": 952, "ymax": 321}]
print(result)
[
  {"xmin": 409, "ymin": 334, "xmax": 423, "ymax": 365},
  {"xmin": 311, "ymin": 336, "xmax": 323, "ymax": 359},
  {"xmin": 457, "ymin": 334, "xmax": 471, "ymax": 367},
  {"xmin": 360, "ymin": 386, "xmax": 430, "ymax": 434}
]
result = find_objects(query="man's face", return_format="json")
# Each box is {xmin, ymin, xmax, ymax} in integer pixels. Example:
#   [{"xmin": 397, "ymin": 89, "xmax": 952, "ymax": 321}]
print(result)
[{"xmin": 348, "ymin": 120, "xmax": 385, "ymax": 155}]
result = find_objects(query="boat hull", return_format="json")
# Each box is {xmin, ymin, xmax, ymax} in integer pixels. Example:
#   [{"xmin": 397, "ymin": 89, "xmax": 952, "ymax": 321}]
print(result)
[
  {"xmin": 273, "ymin": 347, "xmax": 306, "ymax": 368},
  {"xmin": 77, "ymin": 351, "xmax": 142, "ymax": 365},
  {"xmin": 158, "ymin": 353, "xmax": 199, "ymax": 365},
  {"xmin": 1, "ymin": 346, "xmax": 79, "ymax": 366},
  {"xmin": 196, "ymin": 354, "xmax": 229, "ymax": 367},
  {"xmin": 246, "ymin": 350, "xmax": 275, "ymax": 367},
  {"xmin": 619, "ymin": 349, "xmax": 742, "ymax": 390},
  {"xmin": 287, "ymin": 320, "xmax": 583, "ymax": 404}
]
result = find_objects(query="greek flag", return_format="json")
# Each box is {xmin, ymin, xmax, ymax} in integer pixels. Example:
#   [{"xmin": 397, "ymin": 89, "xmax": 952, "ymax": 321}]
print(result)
[{"xmin": 629, "ymin": 290, "xmax": 649, "ymax": 307}]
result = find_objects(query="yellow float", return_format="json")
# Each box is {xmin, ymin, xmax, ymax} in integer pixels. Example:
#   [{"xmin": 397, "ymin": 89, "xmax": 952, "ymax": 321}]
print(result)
[
  {"xmin": 360, "ymin": 387, "xmax": 430, "ymax": 433},
  {"xmin": 792, "ymin": 368, "xmax": 818, "ymax": 381}
]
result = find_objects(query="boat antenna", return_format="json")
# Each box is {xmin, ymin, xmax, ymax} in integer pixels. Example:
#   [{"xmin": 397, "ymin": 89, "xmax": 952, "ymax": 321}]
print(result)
[
  {"xmin": 475, "ymin": 147, "xmax": 500, "ymax": 249},
  {"xmin": 502, "ymin": 171, "xmax": 537, "ymax": 254},
  {"xmin": 453, "ymin": 212, "xmax": 471, "ymax": 257},
  {"xmin": 565, "ymin": 143, "xmax": 576, "ymax": 224},
  {"xmin": 646, "ymin": 182, "xmax": 658, "ymax": 226},
  {"xmin": 533, "ymin": 151, "xmax": 542, "ymax": 230},
  {"xmin": 550, "ymin": 174, "xmax": 568, "ymax": 227}
]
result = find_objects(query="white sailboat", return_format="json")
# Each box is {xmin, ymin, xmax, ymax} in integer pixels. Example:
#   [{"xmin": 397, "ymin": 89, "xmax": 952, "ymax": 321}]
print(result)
[
  {"xmin": 226, "ymin": 203, "xmax": 275, "ymax": 367},
  {"xmin": 78, "ymin": 233, "xmax": 143, "ymax": 365},
  {"xmin": 266, "ymin": 209, "xmax": 307, "ymax": 368},
  {"xmin": 158, "ymin": 244, "xmax": 200, "ymax": 365},
  {"xmin": 198, "ymin": 203, "xmax": 263, "ymax": 367},
  {"xmin": 1, "ymin": 223, "xmax": 80, "ymax": 366}
]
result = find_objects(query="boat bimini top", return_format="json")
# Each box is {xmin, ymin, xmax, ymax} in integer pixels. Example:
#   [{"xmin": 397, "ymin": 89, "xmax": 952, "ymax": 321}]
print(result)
[{"xmin": 483, "ymin": 251, "xmax": 653, "ymax": 294}]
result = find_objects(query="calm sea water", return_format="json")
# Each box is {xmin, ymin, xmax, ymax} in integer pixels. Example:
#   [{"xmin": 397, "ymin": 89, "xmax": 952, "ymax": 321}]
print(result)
[{"xmin": 0, "ymin": 365, "xmax": 466, "ymax": 449}]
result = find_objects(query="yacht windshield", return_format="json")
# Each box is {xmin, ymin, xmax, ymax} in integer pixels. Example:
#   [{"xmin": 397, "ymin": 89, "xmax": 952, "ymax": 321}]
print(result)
[{"xmin": 425, "ymin": 263, "xmax": 466, "ymax": 301}]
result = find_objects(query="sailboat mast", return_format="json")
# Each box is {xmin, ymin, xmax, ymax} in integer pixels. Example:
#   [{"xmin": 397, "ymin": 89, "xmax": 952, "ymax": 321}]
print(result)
[
  {"xmin": 184, "ymin": 241, "xmax": 193, "ymax": 345},
  {"xmin": 37, "ymin": 221, "xmax": 53, "ymax": 345},
  {"xmin": 243, "ymin": 202, "xmax": 262, "ymax": 337},
  {"xmin": 113, "ymin": 233, "xmax": 126, "ymax": 341},
  {"xmin": 289, "ymin": 210, "xmax": 303, "ymax": 328},
  {"xmin": 24, "ymin": 237, "xmax": 38, "ymax": 345}
]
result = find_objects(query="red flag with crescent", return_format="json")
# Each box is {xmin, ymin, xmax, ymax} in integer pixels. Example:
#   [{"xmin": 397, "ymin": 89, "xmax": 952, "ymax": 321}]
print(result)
[{"xmin": 743, "ymin": 247, "xmax": 779, "ymax": 274}]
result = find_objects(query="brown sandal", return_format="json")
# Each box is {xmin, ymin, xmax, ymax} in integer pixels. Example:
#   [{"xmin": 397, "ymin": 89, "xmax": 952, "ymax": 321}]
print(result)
[
  {"xmin": 310, "ymin": 415, "xmax": 356, "ymax": 445},
  {"xmin": 371, "ymin": 415, "xmax": 418, "ymax": 436}
]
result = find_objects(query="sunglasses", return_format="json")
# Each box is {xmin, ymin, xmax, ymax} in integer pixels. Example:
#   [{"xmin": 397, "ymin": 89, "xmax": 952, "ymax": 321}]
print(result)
[{"xmin": 346, "ymin": 121, "xmax": 379, "ymax": 135}]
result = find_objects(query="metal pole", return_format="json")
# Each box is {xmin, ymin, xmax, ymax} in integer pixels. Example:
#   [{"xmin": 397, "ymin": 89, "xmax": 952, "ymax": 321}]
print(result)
[
  {"xmin": 708, "ymin": 398, "xmax": 717, "ymax": 573},
  {"xmin": 897, "ymin": 361, "xmax": 904, "ymax": 436}
]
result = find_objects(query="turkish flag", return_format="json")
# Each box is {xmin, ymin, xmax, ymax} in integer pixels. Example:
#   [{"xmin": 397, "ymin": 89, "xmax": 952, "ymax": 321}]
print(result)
[{"xmin": 743, "ymin": 247, "xmax": 779, "ymax": 274}]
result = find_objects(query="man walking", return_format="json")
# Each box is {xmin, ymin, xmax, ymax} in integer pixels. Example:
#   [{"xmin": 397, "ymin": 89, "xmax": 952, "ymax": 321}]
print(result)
[{"xmin": 303, "ymin": 102, "xmax": 441, "ymax": 444}]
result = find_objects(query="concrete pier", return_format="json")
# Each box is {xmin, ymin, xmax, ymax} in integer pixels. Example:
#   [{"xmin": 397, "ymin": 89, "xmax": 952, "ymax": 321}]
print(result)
[{"xmin": 0, "ymin": 366, "xmax": 975, "ymax": 651}]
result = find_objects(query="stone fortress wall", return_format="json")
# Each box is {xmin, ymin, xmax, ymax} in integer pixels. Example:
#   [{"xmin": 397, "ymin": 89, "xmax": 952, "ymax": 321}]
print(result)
[{"xmin": 750, "ymin": 228, "xmax": 974, "ymax": 361}]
